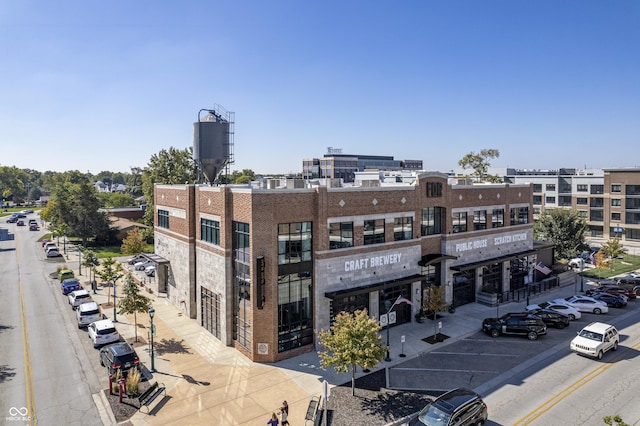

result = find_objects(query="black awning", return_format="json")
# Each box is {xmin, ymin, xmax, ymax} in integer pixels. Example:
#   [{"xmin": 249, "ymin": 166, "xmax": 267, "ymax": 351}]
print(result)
[
  {"xmin": 449, "ymin": 249, "xmax": 539, "ymax": 272},
  {"xmin": 418, "ymin": 253, "xmax": 457, "ymax": 267},
  {"xmin": 324, "ymin": 274, "xmax": 425, "ymax": 300}
]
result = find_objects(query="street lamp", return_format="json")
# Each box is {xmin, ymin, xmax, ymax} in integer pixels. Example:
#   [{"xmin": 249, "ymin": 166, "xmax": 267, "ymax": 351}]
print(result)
[
  {"xmin": 149, "ymin": 307, "xmax": 156, "ymax": 373},
  {"xmin": 78, "ymin": 247, "xmax": 82, "ymax": 276},
  {"xmin": 580, "ymin": 258, "xmax": 585, "ymax": 293},
  {"xmin": 112, "ymin": 275, "xmax": 119, "ymax": 322}
]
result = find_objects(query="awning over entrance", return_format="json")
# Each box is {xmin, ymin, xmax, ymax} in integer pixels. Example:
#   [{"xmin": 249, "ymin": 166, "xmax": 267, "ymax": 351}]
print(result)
[
  {"xmin": 324, "ymin": 274, "xmax": 425, "ymax": 300},
  {"xmin": 449, "ymin": 249, "xmax": 539, "ymax": 272},
  {"xmin": 418, "ymin": 253, "xmax": 457, "ymax": 267},
  {"xmin": 138, "ymin": 253, "xmax": 171, "ymax": 265}
]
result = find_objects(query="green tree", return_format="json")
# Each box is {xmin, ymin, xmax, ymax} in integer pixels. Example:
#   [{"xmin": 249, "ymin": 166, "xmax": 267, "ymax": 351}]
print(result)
[
  {"xmin": 534, "ymin": 209, "xmax": 589, "ymax": 261},
  {"xmin": 96, "ymin": 257, "xmax": 123, "ymax": 306},
  {"xmin": 118, "ymin": 273, "xmax": 151, "ymax": 342},
  {"xmin": 121, "ymin": 228, "xmax": 146, "ymax": 255},
  {"xmin": 600, "ymin": 238, "xmax": 627, "ymax": 260},
  {"xmin": 457, "ymin": 149, "xmax": 502, "ymax": 183},
  {"xmin": 141, "ymin": 147, "xmax": 198, "ymax": 226},
  {"xmin": 97, "ymin": 192, "xmax": 136, "ymax": 208},
  {"xmin": 317, "ymin": 309, "xmax": 385, "ymax": 396}
]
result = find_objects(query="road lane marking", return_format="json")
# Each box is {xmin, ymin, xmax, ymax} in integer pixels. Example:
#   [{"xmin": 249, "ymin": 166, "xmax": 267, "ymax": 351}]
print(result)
[
  {"xmin": 17, "ymin": 235, "xmax": 37, "ymax": 425},
  {"xmin": 513, "ymin": 340, "xmax": 640, "ymax": 425}
]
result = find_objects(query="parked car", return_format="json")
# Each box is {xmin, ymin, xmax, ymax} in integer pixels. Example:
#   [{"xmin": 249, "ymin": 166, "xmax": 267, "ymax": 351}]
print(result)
[
  {"xmin": 61, "ymin": 278, "xmax": 81, "ymax": 295},
  {"xmin": 127, "ymin": 254, "xmax": 147, "ymax": 265},
  {"xmin": 588, "ymin": 285, "xmax": 636, "ymax": 300},
  {"xmin": 6, "ymin": 216, "xmax": 18, "ymax": 223},
  {"xmin": 99, "ymin": 342, "xmax": 140, "ymax": 376},
  {"xmin": 58, "ymin": 269, "xmax": 74, "ymax": 282},
  {"xmin": 29, "ymin": 224, "xmax": 39, "ymax": 231},
  {"xmin": 76, "ymin": 301, "xmax": 101, "ymax": 328},
  {"xmin": 526, "ymin": 309, "xmax": 570, "ymax": 329},
  {"xmin": 44, "ymin": 242, "xmax": 58, "ymax": 252},
  {"xmin": 482, "ymin": 312, "xmax": 547, "ymax": 340},
  {"xmin": 145, "ymin": 265, "xmax": 156, "ymax": 277},
  {"xmin": 20, "ymin": 209, "xmax": 34, "ymax": 214},
  {"xmin": 134, "ymin": 260, "xmax": 154, "ymax": 271},
  {"xmin": 88, "ymin": 319, "xmax": 120, "ymax": 348},
  {"xmin": 16, "ymin": 220, "xmax": 25, "ymax": 226},
  {"xmin": 526, "ymin": 301, "xmax": 582, "ymax": 320},
  {"xmin": 568, "ymin": 258, "xmax": 585, "ymax": 268},
  {"xmin": 41, "ymin": 238, "xmax": 52, "ymax": 247},
  {"xmin": 591, "ymin": 293, "xmax": 627, "ymax": 308},
  {"xmin": 414, "ymin": 388, "xmax": 488, "ymax": 426},
  {"xmin": 570, "ymin": 322, "xmax": 619, "ymax": 360},
  {"xmin": 68, "ymin": 289, "xmax": 92, "ymax": 309},
  {"xmin": 557, "ymin": 296, "xmax": 609, "ymax": 314},
  {"xmin": 46, "ymin": 249, "xmax": 61, "ymax": 258}
]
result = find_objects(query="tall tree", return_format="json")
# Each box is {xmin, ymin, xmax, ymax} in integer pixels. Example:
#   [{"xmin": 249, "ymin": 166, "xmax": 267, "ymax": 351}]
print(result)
[
  {"xmin": 118, "ymin": 273, "xmax": 151, "ymax": 342},
  {"xmin": 317, "ymin": 309, "xmax": 385, "ymax": 396},
  {"xmin": 458, "ymin": 149, "xmax": 502, "ymax": 183},
  {"xmin": 121, "ymin": 228, "xmax": 147, "ymax": 255},
  {"xmin": 600, "ymin": 238, "xmax": 627, "ymax": 260},
  {"xmin": 534, "ymin": 209, "xmax": 589, "ymax": 262},
  {"xmin": 141, "ymin": 147, "xmax": 197, "ymax": 226}
]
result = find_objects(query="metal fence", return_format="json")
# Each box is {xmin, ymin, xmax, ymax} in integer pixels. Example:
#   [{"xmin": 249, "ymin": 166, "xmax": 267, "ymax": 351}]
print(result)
[{"xmin": 499, "ymin": 276, "xmax": 560, "ymax": 304}]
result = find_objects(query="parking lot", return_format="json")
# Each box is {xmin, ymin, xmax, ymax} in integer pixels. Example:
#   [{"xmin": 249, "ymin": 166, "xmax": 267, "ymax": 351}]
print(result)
[{"xmin": 388, "ymin": 298, "xmax": 639, "ymax": 392}]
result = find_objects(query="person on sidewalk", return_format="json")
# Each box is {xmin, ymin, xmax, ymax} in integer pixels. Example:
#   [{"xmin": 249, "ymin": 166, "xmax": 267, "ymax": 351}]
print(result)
[
  {"xmin": 267, "ymin": 412, "xmax": 279, "ymax": 426},
  {"xmin": 279, "ymin": 400, "xmax": 289, "ymax": 425}
]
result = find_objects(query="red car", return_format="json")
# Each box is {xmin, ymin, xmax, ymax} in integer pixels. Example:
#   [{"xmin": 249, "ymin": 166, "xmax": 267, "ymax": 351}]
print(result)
[
  {"xmin": 41, "ymin": 238, "xmax": 51, "ymax": 247},
  {"xmin": 589, "ymin": 285, "xmax": 636, "ymax": 300}
]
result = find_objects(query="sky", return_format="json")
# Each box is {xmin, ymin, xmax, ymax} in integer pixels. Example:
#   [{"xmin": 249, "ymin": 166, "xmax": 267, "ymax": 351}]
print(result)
[{"xmin": 1, "ymin": 1, "xmax": 639, "ymax": 176}]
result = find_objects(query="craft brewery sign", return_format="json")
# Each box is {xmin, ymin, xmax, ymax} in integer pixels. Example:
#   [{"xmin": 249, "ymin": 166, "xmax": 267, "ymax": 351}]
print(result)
[{"xmin": 345, "ymin": 253, "xmax": 403, "ymax": 272}]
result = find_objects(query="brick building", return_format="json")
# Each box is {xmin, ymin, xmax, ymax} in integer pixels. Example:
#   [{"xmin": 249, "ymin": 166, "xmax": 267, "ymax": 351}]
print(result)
[{"xmin": 153, "ymin": 171, "xmax": 547, "ymax": 362}]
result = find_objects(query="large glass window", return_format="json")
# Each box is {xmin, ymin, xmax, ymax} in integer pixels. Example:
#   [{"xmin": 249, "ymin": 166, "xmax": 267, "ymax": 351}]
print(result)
[
  {"xmin": 232, "ymin": 222, "xmax": 251, "ymax": 349},
  {"xmin": 626, "ymin": 185, "xmax": 640, "ymax": 195},
  {"xmin": 492, "ymin": 209, "xmax": 504, "ymax": 228},
  {"xmin": 279, "ymin": 222, "xmax": 312, "ymax": 264},
  {"xmin": 201, "ymin": 218, "xmax": 220, "ymax": 245},
  {"xmin": 421, "ymin": 207, "xmax": 443, "ymax": 236},
  {"xmin": 393, "ymin": 217, "xmax": 413, "ymax": 241},
  {"xmin": 364, "ymin": 219, "xmax": 385, "ymax": 245},
  {"xmin": 626, "ymin": 212, "xmax": 640, "ymax": 225},
  {"xmin": 452, "ymin": 212, "xmax": 467, "ymax": 233},
  {"xmin": 473, "ymin": 210, "xmax": 486, "ymax": 231},
  {"xmin": 590, "ymin": 210, "xmax": 604, "ymax": 221},
  {"xmin": 201, "ymin": 288, "xmax": 220, "ymax": 339},
  {"xmin": 158, "ymin": 209, "xmax": 169, "ymax": 229},
  {"xmin": 329, "ymin": 222, "xmax": 353, "ymax": 249},
  {"xmin": 533, "ymin": 195, "xmax": 542, "ymax": 205},
  {"xmin": 533, "ymin": 184, "xmax": 542, "ymax": 192},
  {"xmin": 591, "ymin": 185, "xmax": 604, "ymax": 194},
  {"xmin": 510, "ymin": 207, "xmax": 529, "ymax": 225},
  {"xmin": 278, "ymin": 222, "xmax": 313, "ymax": 353}
]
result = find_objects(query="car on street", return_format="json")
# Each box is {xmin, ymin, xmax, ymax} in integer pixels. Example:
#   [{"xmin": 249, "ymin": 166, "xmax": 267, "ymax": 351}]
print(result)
[
  {"xmin": 556, "ymin": 296, "xmax": 609, "ymax": 314},
  {"xmin": 68, "ymin": 289, "xmax": 92, "ymax": 309},
  {"xmin": 6, "ymin": 215, "xmax": 19, "ymax": 223},
  {"xmin": 526, "ymin": 301, "xmax": 582, "ymax": 320},
  {"xmin": 17, "ymin": 220, "xmax": 25, "ymax": 226},
  {"xmin": 413, "ymin": 387, "xmax": 488, "ymax": 426},
  {"xmin": 526, "ymin": 309, "xmax": 570, "ymax": 329},
  {"xmin": 99, "ymin": 342, "xmax": 140, "ymax": 376},
  {"xmin": 134, "ymin": 260, "xmax": 154, "ymax": 271},
  {"xmin": 29, "ymin": 223, "xmax": 39, "ymax": 231},
  {"xmin": 591, "ymin": 293, "xmax": 627, "ymax": 308},
  {"xmin": 482, "ymin": 312, "xmax": 547, "ymax": 340},
  {"xmin": 44, "ymin": 242, "xmax": 57, "ymax": 252},
  {"xmin": 20, "ymin": 209, "xmax": 34, "ymax": 214},
  {"xmin": 88, "ymin": 319, "xmax": 120, "ymax": 348},
  {"xmin": 570, "ymin": 322, "xmax": 619, "ymax": 360},
  {"xmin": 61, "ymin": 278, "xmax": 81, "ymax": 295},
  {"xmin": 76, "ymin": 301, "xmax": 101, "ymax": 328}
]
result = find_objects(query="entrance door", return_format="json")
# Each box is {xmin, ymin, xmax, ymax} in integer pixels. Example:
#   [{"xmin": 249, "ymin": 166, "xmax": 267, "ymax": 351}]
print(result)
[
  {"xmin": 379, "ymin": 285, "xmax": 412, "ymax": 326},
  {"xmin": 453, "ymin": 271, "xmax": 475, "ymax": 307}
]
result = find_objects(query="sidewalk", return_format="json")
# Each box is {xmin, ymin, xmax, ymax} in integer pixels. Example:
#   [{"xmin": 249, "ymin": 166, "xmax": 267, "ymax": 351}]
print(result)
[{"xmin": 64, "ymin": 249, "xmax": 593, "ymax": 425}]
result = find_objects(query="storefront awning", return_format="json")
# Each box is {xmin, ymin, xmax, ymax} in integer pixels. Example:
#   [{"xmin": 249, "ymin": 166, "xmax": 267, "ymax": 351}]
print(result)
[
  {"xmin": 418, "ymin": 253, "xmax": 457, "ymax": 267},
  {"xmin": 324, "ymin": 274, "xmax": 425, "ymax": 300},
  {"xmin": 449, "ymin": 249, "xmax": 539, "ymax": 272}
]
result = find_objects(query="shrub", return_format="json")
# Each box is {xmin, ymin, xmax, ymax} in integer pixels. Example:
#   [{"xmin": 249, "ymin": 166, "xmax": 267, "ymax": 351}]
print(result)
[{"xmin": 126, "ymin": 368, "xmax": 141, "ymax": 395}]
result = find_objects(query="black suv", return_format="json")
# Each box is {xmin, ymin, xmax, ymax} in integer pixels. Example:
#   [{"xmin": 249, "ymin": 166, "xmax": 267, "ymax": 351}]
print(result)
[
  {"xmin": 413, "ymin": 388, "xmax": 488, "ymax": 426},
  {"xmin": 482, "ymin": 312, "xmax": 547, "ymax": 340},
  {"xmin": 99, "ymin": 342, "xmax": 140, "ymax": 376}
]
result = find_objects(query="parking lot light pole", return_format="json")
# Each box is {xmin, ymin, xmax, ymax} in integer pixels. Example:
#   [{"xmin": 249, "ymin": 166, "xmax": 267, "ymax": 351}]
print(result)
[
  {"xmin": 78, "ymin": 246, "xmax": 82, "ymax": 276},
  {"xmin": 580, "ymin": 259, "xmax": 585, "ymax": 293},
  {"xmin": 149, "ymin": 307, "xmax": 156, "ymax": 373}
]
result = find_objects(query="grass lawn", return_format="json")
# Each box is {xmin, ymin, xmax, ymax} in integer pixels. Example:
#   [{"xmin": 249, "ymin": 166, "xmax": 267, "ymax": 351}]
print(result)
[
  {"xmin": 37, "ymin": 234, "xmax": 153, "ymax": 259},
  {"xmin": 582, "ymin": 254, "xmax": 640, "ymax": 279}
]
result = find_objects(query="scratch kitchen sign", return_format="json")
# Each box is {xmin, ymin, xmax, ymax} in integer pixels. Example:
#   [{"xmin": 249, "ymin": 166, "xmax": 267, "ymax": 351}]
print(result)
[{"xmin": 454, "ymin": 231, "xmax": 529, "ymax": 253}]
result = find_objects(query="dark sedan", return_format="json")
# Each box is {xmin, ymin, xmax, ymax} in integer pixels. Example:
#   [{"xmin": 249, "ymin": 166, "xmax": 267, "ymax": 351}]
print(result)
[
  {"xmin": 592, "ymin": 293, "xmax": 627, "ymax": 308},
  {"xmin": 527, "ymin": 309, "xmax": 570, "ymax": 329}
]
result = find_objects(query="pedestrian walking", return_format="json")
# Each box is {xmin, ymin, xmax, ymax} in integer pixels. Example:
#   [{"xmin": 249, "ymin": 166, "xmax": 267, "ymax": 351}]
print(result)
[
  {"xmin": 267, "ymin": 412, "xmax": 279, "ymax": 426},
  {"xmin": 280, "ymin": 400, "xmax": 289, "ymax": 425}
]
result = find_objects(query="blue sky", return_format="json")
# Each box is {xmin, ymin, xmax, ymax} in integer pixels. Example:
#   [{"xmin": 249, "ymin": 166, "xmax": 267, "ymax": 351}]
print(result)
[{"xmin": 1, "ymin": 1, "xmax": 639, "ymax": 175}]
